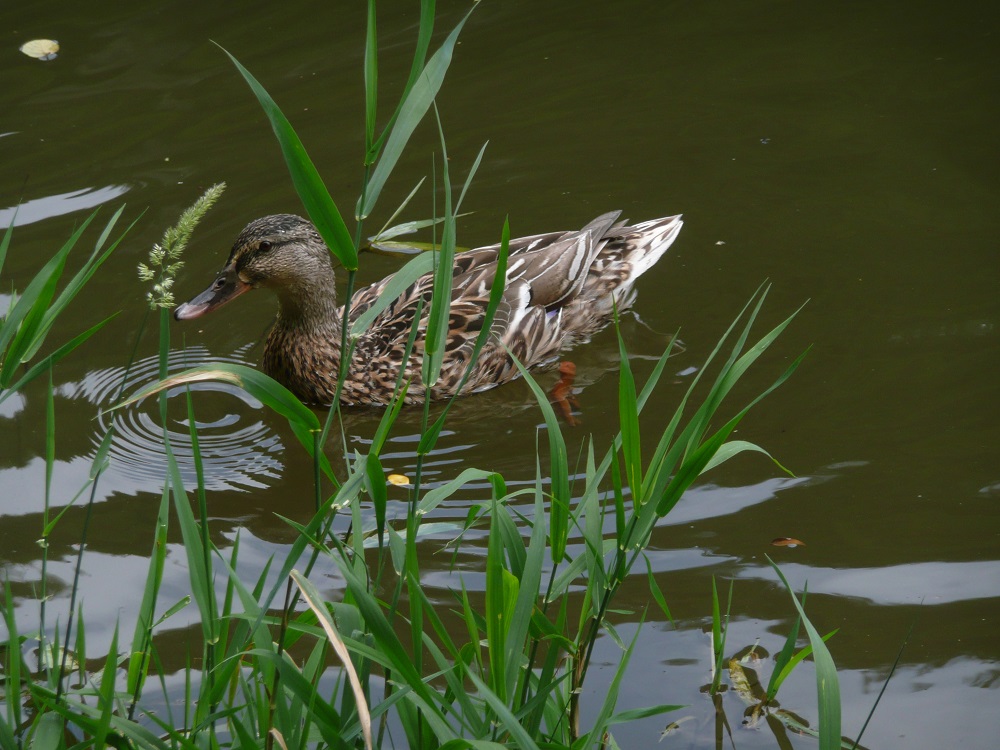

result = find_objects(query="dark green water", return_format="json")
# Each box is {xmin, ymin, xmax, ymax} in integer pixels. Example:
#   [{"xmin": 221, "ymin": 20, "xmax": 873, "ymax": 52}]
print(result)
[{"xmin": 3, "ymin": 1, "xmax": 998, "ymax": 746}]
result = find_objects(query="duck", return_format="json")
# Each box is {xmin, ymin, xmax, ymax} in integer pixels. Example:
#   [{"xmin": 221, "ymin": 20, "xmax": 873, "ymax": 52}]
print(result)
[{"xmin": 174, "ymin": 211, "xmax": 683, "ymax": 406}]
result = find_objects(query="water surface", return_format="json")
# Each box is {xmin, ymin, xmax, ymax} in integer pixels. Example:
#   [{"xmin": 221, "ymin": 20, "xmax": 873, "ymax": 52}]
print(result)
[{"xmin": 2, "ymin": 1, "xmax": 998, "ymax": 747}]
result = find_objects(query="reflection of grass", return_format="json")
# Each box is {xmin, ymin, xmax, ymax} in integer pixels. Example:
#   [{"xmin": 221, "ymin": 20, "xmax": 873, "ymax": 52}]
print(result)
[{"xmin": 0, "ymin": 5, "xmax": 875, "ymax": 749}]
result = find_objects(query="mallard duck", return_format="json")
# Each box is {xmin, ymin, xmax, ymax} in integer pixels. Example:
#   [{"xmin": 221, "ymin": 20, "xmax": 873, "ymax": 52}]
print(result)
[{"xmin": 174, "ymin": 211, "xmax": 682, "ymax": 406}]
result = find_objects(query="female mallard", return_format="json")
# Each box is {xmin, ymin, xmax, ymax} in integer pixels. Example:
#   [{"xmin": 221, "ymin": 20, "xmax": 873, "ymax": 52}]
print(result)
[{"xmin": 174, "ymin": 211, "xmax": 682, "ymax": 406}]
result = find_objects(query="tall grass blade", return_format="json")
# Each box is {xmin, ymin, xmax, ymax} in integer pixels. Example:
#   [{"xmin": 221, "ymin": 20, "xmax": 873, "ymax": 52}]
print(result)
[
  {"xmin": 422, "ymin": 107, "xmax": 458, "ymax": 386},
  {"xmin": 0, "ymin": 314, "xmax": 118, "ymax": 403},
  {"xmin": 768, "ymin": 557, "xmax": 841, "ymax": 750},
  {"xmin": 126, "ymin": 488, "xmax": 171, "ymax": 705},
  {"xmin": 767, "ymin": 588, "xmax": 805, "ymax": 701},
  {"xmin": 0, "ymin": 213, "xmax": 94, "ymax": 385},
  {"xmin": 418, "ymin": 217, "xmax": 509, "ymax": 455},
  {"xmin": 23, "ymin": 206, "xmax": 137, "ymax": 361},
  {"xmin": 583, "ymin": 618, "xmax": 644, "ymax": 750},
  {"xmin": 358, "ymin": 7, "xmax": 475, "ymax": 219},
  {"xmin": 506, "ymin": 351, "xmax": 570, "ymax": 563},
  {"xmin": 701, "ymin": 439, "xmax": 793, "ymax": 476},
  {"xmin": 94, "ymin": 624, "xmax": 120, "ymax": 749},
  {"xmin": 364, "ymin": 0, "xmax": 378, "ymax": 150},
  {"xmin": 220, "ymin": 46, "xmax": 357, "ymax": 270},
  {"xmin": 616, "ymin": 320, "xmax": 642, "ymax": 499},
  {"xmin": 485, "ymin": 500, "xmax": 512, "ymax": 702},
  {"xmin": 116, "ymin": 362, "xmax": 319, "ymax": 432},
  {"xmin": 851, "ymin": 623, "xmax": 913, "ymax": 750},
  {"xmin": 463, "ymin": 670, "xmax": 542, "ymax": 750},
  {"xmin": 0, "ymin": 214, "xmax": 13, "ymax": 274},
  {"xmin": 31, "ymin": 713, "xmax": 64, "ymax": 750},
  {"xmin": 349, "ymin": 252, "xmax": 435, "ymax": 338},
  {"xmin": 291, "ymin": 570, "xmax": 373, "ymax": 750}
]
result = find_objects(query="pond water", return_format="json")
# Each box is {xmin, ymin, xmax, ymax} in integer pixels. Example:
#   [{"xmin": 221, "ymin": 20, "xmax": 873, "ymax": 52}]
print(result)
[{"xmin": 3, "ymin": 1, "xmax": 999, "ymax": 747}]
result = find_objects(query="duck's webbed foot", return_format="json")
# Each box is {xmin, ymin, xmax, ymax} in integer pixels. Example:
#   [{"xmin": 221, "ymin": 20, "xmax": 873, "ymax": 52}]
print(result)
[{"xmin": 549, "ymin": 361, "xmax": 581, "ymax": 426}]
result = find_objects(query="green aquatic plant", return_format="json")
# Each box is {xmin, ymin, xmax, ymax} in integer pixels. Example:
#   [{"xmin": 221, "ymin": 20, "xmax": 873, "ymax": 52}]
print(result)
[
  {"xmin": 0, "ymin": 3, "xmax": 865, "ymax": 749},
  {"xmin": 0, "ymin": 207, "xmax": 136, "ymax": 403}
]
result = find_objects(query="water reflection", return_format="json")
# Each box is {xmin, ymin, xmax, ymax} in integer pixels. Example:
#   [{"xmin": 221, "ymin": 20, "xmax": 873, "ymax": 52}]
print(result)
[
  {"xmin": 59, "ymin": 344, "xmax": 284, "ymax": 493},
  {"xmin": 0, "ymin": 184, "xmax": 130, "ymax": 227}
]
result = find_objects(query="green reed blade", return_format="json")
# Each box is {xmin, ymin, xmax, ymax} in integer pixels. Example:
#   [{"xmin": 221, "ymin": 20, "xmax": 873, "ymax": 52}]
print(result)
[
  {"xmin": 94, "ymin": 623, "xmax": 120, "ymax": 749},
  {"xmin": 358, "ymin": 6, "xmax": 474, "ymax": 219},
  {"xmin": 349, "ymin": 251, "xmax": 435, "ymax": 338},
  {"xmin": 455, "ymin": 141, "xmax": 488, "ymax": 215},
  {"xmin": 417, "ymin": 468, "xmax": 497, "ymax": 514},
  {"xmin": 616, "ymin": 319, "xmax": 642, "ymax": 500},
  {"xmin": 23, "ymin": 206, "xmax": 138, "ymax": 363},
  {"xmin": 1, "ymin": 584, "xmax": 23, "ymax": 738},
  {"xmin": 126, "ymin": 488, "xmax": 170, "ymax": 704},
  {"xmin": 768, "ymin": 557, "xmax": 842, "ymax": 750},
  {"xmin": 643, "ymin": 554, "xmax": 672, "ymax": 623},
  {"xmin": 773, "ymin": 629, "xmax": 839, "ymax": 698},
  {"xmin": 505, "ymin": 349, "xmax": 570, "ymax": 563},
  {"xmin": 582, "ymin": 613, "xmax": 644, "ymax": 750},
  {"xmin": 0, "ymin": 211, "xmax": 91, "ymax": 354},
  {"xmin": 768, "ymin": 587, "xmax": 805, "ymax": 700},
  {"xmin": 364, "ymin": 0, "xmax": 378, "ymax": 150},
  {"xmin": 31, "ymin": 713, "xmax": 64, "ymax": 750},
  {"xmin": 504, "ymin": 491, "xmax": 546, "ymax": 704},
  {"xmin": 115, "ymin": 362, "xmax": 319, "ymax": 431},
  {"xmin": 220, "ymin": 46, "xmax": 358, "ymax": 270},
  {"xmin": 485, "ymin": 499, "xmax": 508, "ymax": 702},
  {"xmin": 464, "ymin": 669, "xmax": 542, "ymax": 750},
  {"xmin": 701, "ymin": 439, "xmax": 793, "ymax": 476},
  {"xmin": 0, "ymin": 313, "xmax": 119, "ymax": 404},
  {"xmin": 0, "ymin": 214, "xmax": 13, "ymax": 275},
  {"xmin": 0, "ymin": 212, "xmax": 94, "ymax": 384},
  {"xmin": 422, "ymin": 108, "xmax": 457, "ymax": 386},
  {"xmin": 365, "ymin": 452, "xmax": 388, "ymax": 552},
  {"xmin": 418, "ymin": 217, "xmax": 510, "ymax": 455}
]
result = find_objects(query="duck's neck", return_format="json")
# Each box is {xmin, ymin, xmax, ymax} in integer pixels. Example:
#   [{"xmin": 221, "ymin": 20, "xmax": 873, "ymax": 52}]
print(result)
[{"xmin": 273, "ymin": 271, "xmax": 342, "ymax": 340}]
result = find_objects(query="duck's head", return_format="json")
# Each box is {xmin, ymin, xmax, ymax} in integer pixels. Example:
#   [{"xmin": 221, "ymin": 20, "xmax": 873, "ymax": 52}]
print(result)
[{"xmin": 175, "ymin": 214, "xmax": 333, "ymax": 321}]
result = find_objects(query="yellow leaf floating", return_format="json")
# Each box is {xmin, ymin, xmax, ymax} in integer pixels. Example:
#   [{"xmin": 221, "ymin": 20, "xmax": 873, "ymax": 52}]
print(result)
[
  {"xmin": 20, "ymin": 39, "xmax": 60, "ymax": 61},
  {"xmin": 387, "ymin": 474, "xmax": 410, "ymax": 486}
]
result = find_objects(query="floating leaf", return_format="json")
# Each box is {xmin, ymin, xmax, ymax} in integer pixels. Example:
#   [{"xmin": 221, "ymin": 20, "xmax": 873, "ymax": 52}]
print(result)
[
  {"xmin": 387, "ymin": 474, "xmax": 410, "ymax": 486},
  {"xmin": 771, "ymin": 537, "xmax": 806, "ymax": 548},
  {"xmin": 20, "ymin": 39, "xmax": 59, "ymax": 60}
]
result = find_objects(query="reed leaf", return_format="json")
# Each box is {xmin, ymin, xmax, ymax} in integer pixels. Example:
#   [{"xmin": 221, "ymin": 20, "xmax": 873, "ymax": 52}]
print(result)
[
  {"xmin": 616, "ymin": 319, "xmax": 642, "ymax": 496},
  {"xmin": 291, "ymin": 570, "xmax": 372, "ymax": 750},
  {"xmin": 768, "ymin": 557, "xmax": 842, "ymax": 750},
  {"xmin": 115, "ymin": 362, "xmax": 319, "ymax": 432},
  {"xmin": 23, "ymin": 206, "xmax": 137, "ymax": 362},
  {"xmin": 701, "ymin": 439, "xmax": 792, "ymax": 476},
  {"xmin": 505, "ymin": 350, "xmax": 571, "ymax": 563},
  {"xmin": 220, "ymin": 47, "xmax": 357, "ymax": 270},
  {"xmin": 364, "ymin": 0, "xmax": 378, "ymax": 150},
  {"xmin": 422, "ymin": 107, "xmax": 458, "ymax": 386},
  {"xmin": 358, "ymin": 7, "xmax": 475, "ymax": 219},
  {"xmin": 0, "ymin": 214, "xmax": 92, "ymax": 385},
  {"xmin": 349, "ymin": 252, "xmax": 435, "ymax": 339}
]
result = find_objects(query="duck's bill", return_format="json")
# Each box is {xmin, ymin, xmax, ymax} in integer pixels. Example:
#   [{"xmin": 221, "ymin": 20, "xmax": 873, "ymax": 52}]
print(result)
[{"xmin": 174, "ymin": 266, "xmax": 250, "ymax": 321}]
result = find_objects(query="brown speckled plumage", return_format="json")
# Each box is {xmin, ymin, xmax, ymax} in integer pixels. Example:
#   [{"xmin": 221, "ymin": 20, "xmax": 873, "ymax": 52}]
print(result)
[{"xmin": 175, "ymin": 211, "xmax": 683, "ymax": 406}]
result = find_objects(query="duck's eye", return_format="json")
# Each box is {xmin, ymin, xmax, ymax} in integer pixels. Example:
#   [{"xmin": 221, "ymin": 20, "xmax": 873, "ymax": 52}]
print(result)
[{"xmin": 258, "ymin": 240, "xmax": 273, "ymax": 252}]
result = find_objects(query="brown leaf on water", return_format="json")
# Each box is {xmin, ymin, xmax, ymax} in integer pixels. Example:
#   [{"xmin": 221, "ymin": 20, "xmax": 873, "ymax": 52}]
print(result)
[
  {"xmin": 771, "ymin": 537, "xmax": 805, "ymax": 547},
  {"xmin": 387, "ymin": 474, "xmax": 410, "ymax": 486}
]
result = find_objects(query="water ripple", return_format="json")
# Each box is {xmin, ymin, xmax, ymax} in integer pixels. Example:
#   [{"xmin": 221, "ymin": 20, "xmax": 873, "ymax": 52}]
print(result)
[{"xmin": 60, "ymin": 345, "xmax": 283, "ymax": 493}]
